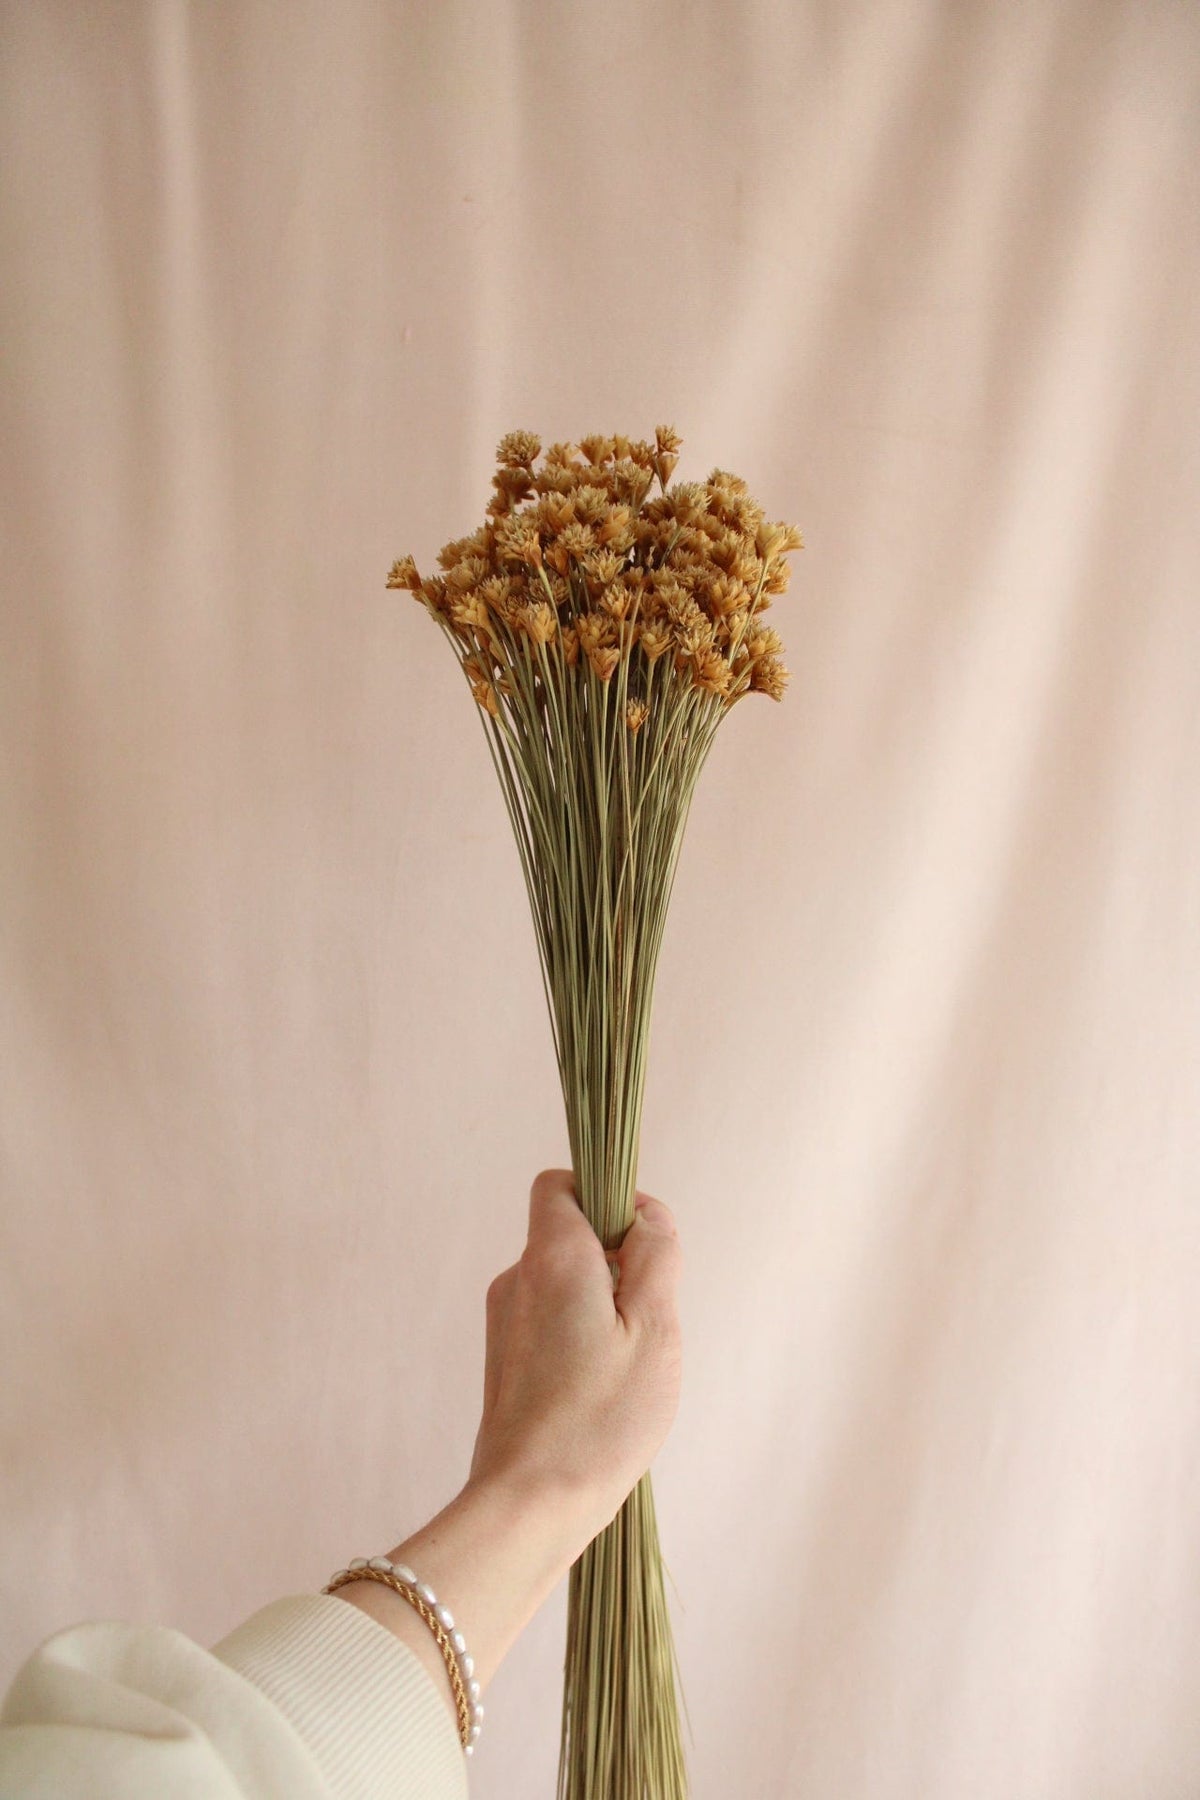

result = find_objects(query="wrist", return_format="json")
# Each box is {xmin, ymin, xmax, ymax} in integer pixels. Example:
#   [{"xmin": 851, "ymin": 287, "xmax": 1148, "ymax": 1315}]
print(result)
[
  {"xmin": 459, "ymin": 1464, "xmax": 604, "ymax": 1575},
  {"xmin": 332, "ymin": 1468, "xmax": 600, "ymax": 1715}
]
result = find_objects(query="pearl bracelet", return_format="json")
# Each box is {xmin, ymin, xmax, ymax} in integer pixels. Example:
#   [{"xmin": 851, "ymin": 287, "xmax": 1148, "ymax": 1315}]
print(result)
[{"xmin": 322, "ymin": 1557, "xmax": 484, "ymax": 1756}]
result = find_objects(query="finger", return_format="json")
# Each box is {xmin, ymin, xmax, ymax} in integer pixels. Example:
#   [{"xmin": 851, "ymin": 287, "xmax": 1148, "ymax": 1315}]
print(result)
[
  {"xmin": 482, "ymin": 1265, "xmax": 517, "ymax": 1416},
  {"xmin": 612, "ymin": 1195, "xmax": 682, "ymax": 1338},
  {"xmin": 527, "ymin": 1168, "xmax": 603, "ymax": 1259},
  {"xmin": 528, "ymin": 1167, "xmax": 579, "ymax": 1232}
]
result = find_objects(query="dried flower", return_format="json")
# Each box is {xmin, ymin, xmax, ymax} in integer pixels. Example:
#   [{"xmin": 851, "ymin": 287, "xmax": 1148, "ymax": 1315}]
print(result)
[
  {"xmin": 559, "ymin": 522, "xmax": 598, "ymax": 560},
  {"xmin": 746, "ymin": 626, "xmax": 786, "ymax": 660},
  {"xmin": 471, "ymin": 677, "xmax": 501, "ymax": 717},
  {"xmin": 692, "ymin": 647, "xmax": 733, "ymax": 696},
  {"xmin": 448, "ymin": 592, "xmax": 490, "ymax": 631},
  {"xmin": 576, "ymin": 611, "xmax": 617, "ymax": 653},
  {"xmin": 578, "ymin": 434, "xmax": 615, "ymax": 465},
  {"xmin": 749, "ymin": 654, "xmax": 790, "ymax": 700},
  {"xmin": 388, "ymin": 425, "xmax": 803, "ymax": 1800},
  {"xmin": 520, "ymin": 601, "xmax": 558, "ymax": 646},
  {"xmin": 386, "ymin": 554, "xmax": 421, "ymax": 590},
  {"xmin": 637, "ymin": 622, "xmax": 673, "ymax": 662},
  {"xmin": 497, "ymin": 429, "xmax": 542, "ymax": 470},
  {"xmin": 543, "ymin": 440, "xmax": 578, "ymax": 468}
]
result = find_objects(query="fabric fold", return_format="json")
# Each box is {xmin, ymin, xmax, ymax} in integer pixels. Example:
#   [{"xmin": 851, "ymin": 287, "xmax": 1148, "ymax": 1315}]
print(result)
[
  {"xmin": 212, "ymin": 1592, "xmax": 469, "ymax": 1800},
  {"xmin": 0, "ymin": 1595, "xmax": 468, "ymax": 1799}
]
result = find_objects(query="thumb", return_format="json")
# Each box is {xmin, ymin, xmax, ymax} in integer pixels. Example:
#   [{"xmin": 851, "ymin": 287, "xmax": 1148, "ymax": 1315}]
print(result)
[{"xmin": 613, "ymin": 1194, "xmax": 682, "ymax": 1337}]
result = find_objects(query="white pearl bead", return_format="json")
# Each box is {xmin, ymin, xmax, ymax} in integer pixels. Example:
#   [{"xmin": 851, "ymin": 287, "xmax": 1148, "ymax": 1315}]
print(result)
[
  {"xmin": 416, "ymin": 1582, "xmax": 437, "ymax": 1605},
  {"xmin": 461, "ymin": 1655, "xmax": 474, "ymax": 1679},
  {"xmin": 348, "ymin": 1558, "xmax": 368, "ymax": 1571},
  {"xmin": 451, "ymin": 1630, "xmax": 466, "ymax": 1654},
  {"xmin": 464, "ymin": 1744, "xmax": 474, "ymax": 1757},
  {"xmin": 393, "ymin": 1564, "xmax": 417, "ymax": 1585},
  {"xmin": 368, "ymin": 1557, "xmax": 392, "ymax": 1572},
  {"xmin": 435, "ymin": 1603, "xmax": 454, "ymax": 1631},
  {"xmin": 468, "ymin": 1679, "xmax": 480, "ymax": 1703},
  {"xmin": 330, "ymin": 1570, "xmax": 348, "ymax": 1583},
  {"xmin": 473, "ymin": 1702, "xmax": 484, "ymax": 1724},
  {"xmin": 470, "ymin": 1722, "xmax": 482, "ymax": 1741}
]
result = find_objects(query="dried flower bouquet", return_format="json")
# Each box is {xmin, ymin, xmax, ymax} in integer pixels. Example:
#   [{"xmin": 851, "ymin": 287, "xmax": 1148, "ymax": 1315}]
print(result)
[{"xmin": 389, "ymin": 427, "xmax": 802, "ymax": 1799}]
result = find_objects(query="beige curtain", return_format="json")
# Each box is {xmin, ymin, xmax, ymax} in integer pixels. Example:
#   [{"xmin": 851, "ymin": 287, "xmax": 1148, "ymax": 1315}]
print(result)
[{"xmin": 2, "ymin": 2, "xmax": 1198, "ymax": 1793}]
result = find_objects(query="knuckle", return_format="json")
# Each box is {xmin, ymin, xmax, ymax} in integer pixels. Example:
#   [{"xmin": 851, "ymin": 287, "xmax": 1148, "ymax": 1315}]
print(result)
[
  {"xmin": 486, "ymin": 1268, "xmax": 514, "ymax": 1308},
  {"xmin": 530, "ymin": 1167, "xmax": 574, "ymax": 1205},
  {"xmin": 523, "ymin": 1236, "xmax": 577, "ymax": 1283}
]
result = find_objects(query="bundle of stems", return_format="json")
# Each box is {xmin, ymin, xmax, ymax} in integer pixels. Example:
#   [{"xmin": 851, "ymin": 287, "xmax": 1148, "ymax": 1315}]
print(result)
[{"xmin": 388, "ymin": 427, "xmax": 802, "ymax": 1798}]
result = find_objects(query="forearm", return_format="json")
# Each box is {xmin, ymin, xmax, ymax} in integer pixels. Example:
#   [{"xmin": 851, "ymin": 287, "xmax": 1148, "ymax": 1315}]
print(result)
[{"xmin": 330, "ymin": 1472, "xmax": 596, "ymax": 1729}]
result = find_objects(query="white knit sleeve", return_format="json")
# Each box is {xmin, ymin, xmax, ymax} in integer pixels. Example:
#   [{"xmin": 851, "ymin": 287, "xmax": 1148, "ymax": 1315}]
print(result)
[{"xmin": 0, "ymin": 1592, "xmax": 469, "ymax": 1800}]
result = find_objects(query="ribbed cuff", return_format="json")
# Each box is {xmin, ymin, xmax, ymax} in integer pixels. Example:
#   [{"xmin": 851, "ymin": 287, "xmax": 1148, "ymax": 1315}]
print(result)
[{"xmin": 211, "ymin": 1593, "xmax": 469, "ymax": 1800}]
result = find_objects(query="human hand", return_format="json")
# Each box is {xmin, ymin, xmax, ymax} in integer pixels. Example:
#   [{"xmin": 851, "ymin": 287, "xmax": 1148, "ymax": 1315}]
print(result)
[{"xmin": 466, "ymin": 1168, "xmax": 683, "ymax": 1546}]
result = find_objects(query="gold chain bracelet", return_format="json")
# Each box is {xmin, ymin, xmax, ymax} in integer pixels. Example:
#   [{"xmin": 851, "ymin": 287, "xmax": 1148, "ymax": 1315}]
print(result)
[{"xmin": 322, "ymin": 1561, "xmax": 480, "ymax": 1754}]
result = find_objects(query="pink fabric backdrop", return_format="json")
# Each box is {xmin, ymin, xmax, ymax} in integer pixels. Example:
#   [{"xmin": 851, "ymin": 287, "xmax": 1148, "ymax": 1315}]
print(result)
[{"xmin": 3, "ymin": 3, "xmax": 1198, "ymax": 1793}]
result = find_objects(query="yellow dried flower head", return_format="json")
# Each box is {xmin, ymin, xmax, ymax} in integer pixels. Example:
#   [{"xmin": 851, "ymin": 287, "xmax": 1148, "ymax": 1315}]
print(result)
[
  {"xmin": 600, "ymin": 582, "xmax": 637, "ymax": 622},
  {"xmin": 717, "ymin": 603, "xmax": 752, "ymax": 644},
  {"xmin": 438, "ymin": 529, "xmax": 490, "ymax": 571},
  {"xmin": 749, "ymin": 655, "xmax": 789, "ymax": 701},
  {"xmin": 594, "ymin": 506, "xmax": 634, "ymax": 550},
  {"xmin": 386, "ymin": 554, "xmax": 421, "ymax": 590},
  {"xmin": 520, "ymin": 601, "xmax": 558, "ymax": 646},
  {"xmin": 654, "ymin": 424, "xmax": 682, "ymax": 457},
  {"xmin": 537, "ymin": 494, "xmax": 577, "ymax": 534},
  {"xmin": 493, "ymin": 511, "xmax": 531, "ymax": 557},
  {"xmin": 637, "ymin": 622, "xmax": 673, "ymax": 662},
  {"xmin": 586, "ymin": 548, "xmax": 623, "ymax": 587},
  {"xmin": 416, "ymin": 573, "xmax": 449, "ymax": 608},
  {"xmin": 543, "ymin": 441, "xmax": 579, "ymax": 468},
  {"xmin": 576, "ymin": 611, "xmax": 618, "ymax": 654},
  {"xmin": 559, "ymin": 522, "xmax": 597, "ymax": 560},
  {"xmin": 496, "ymin": 429, "xmax": 542, "ymax": 470},
  {"xmin": 487, "ymin": 466, "xmax": 536, "ymax": 514},
  {"xmin": 692, "ymin": 647, "xmax": 733, "ymax": 696},
  {"xmin": 677, "ymin": 620, "xmax": 717, "ymax": 659},
  {"xmin": 578, "ymin": 434, "xmax": 615, "ymax": 465},
  {"xmin": 561, "ymin": 624, "xmax": 580, "ymax": 667},
  {"xmin": 445, "ymin": 556, "xmax": 489, "ymax": 591},
  {"xmin": 588, "ymin": 645, "xmax": 621, "ymax": 682},
  {"xmin": 514, "ymin": 531, "xmax": 544, "ymax": 569},
  {"xmin": 568, "ymin": 485, "xmax": 609, "ymax": 525},
  {"xmin": 667, "ymin": 483, "xmax": 709, "ymax": 524},
  {"xmin": 703, "ymin": 573, "xmax": 745, "ymax": 617},
  {"xmin": 746, "ymin": 627, "xmax": 785, "ymax": 660},
  {"xmin": 625, "ymin": 698, "xmax": 650, "ymax": 732},
  {"xmin": 755, "ymin": 521, "xmax": 788, "ymax": 561},
  {"xmin": 471, "ymin": 677, "xmax": 501, "ymax": 717},
  {"xmin": 449, "ymin": 592, "xmax": 491, "ymax": 632},
  {"xmin": 533, "ymin": 463, "xmax": 578, "ymax": 498},
  {"xmin": 611, "ymin": 459, "xmax": 655, "ymax": 509},
  {"xmin": 661, "ymin": 585, "xmax": 707, "ymax": 631}
]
